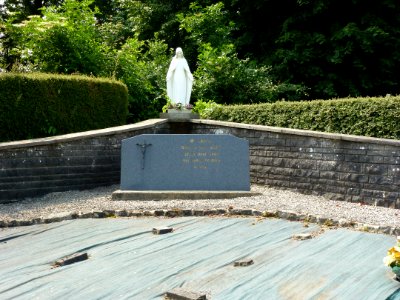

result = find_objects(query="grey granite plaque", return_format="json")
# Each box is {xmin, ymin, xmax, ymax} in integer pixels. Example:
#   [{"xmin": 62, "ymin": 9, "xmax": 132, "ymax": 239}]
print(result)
[{"xmin": 120, "ymin": 134, "xmax": 250, "ymax": 191}]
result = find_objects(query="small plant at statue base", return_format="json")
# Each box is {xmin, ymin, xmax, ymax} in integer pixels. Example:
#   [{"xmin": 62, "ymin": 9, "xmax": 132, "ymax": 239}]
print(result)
[
  {"xmin": 162, "ymin": 97, "xmax": 172, "ymax": 113},
  {"xmin": 162, "ymin": 98, "xmax": 193, "ymax": 112},
  {"xmin": 174, "ymin": 103, "xmax": 183, "ymax": 111}
]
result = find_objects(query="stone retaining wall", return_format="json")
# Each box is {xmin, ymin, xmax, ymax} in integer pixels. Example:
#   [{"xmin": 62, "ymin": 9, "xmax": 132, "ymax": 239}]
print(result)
[
  {"xmin": 0, "ymin": 120, "xmax": 169, "ymax": 203},
  {"xmin": 190, "ymin": 120, "xmax": 400, "ymax": 208},
  {"xmin": 1, "ymin": 118, "xmax": 399, "ymax": 208}
]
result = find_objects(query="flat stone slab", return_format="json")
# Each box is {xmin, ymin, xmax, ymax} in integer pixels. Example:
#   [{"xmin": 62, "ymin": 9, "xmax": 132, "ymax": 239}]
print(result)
[
  {"xmin": 234, "ymin": 259, "xmax": 254, "ymax": 267},
  {"xmin": 160, "ymin": 111, "xmax": 200, "ymax": 121},
  {"xmin": 112, "ymin": 190, "xmax": 261, "ymax": 201},
  {"xmin": 153, "ymin": 227, "xmax": 173, "ymax": 235},
  {"xmin": 53, "ymin": 252, "xmax": 89, "ymax": 267},
  {"xmin": 292, "ymin": 233, "xmax": 313, "ymax": 240},
  {"xmin": 120, "ymin": 134, "xmax": 251, "ymax": 191},
  {"xmin": 164, "ymin": 288, "xmax": 207, "ymax": 300}
]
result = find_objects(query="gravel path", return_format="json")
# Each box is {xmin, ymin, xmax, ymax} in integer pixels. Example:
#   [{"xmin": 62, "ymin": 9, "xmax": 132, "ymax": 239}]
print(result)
[{"xmin": 0, "ymin": 185, "xmax": 399, "ymax": 234}]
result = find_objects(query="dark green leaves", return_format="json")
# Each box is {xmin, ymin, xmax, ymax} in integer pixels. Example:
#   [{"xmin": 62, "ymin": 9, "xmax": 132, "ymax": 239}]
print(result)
[{"xmin": 204, "ymin": 96, "xmax": 400, "ymax": 139}]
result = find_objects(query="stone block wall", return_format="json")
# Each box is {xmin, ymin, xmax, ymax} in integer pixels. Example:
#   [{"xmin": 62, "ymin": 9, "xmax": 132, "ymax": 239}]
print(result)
[
  {"xmin": 0, "ymin": 120, "xmax": 168, "ymax": 203},
  {"xmin": 190, "ymin": 120, "xmax": 400, "ymax": 208},
  {"xmin": 1, "ymin": 117, "xmax": 399, "ymax": 208}
]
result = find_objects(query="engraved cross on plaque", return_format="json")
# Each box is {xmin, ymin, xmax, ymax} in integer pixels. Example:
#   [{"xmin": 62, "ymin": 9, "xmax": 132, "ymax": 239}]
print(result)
[{"xmin": 136, "ymin": 141, "xmax": 152, "ymax": 170}]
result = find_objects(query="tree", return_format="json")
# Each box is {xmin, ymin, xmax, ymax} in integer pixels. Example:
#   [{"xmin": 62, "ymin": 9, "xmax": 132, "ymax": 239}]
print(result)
[
  {"xmin": 271, "ymin": 0, "xmax": 400, "ymax": 98},
  {"xmin": 3, "ymin": 0, "xmax": 112, "ymax": 75},
  {"xmin": 113, "ymin": 35, "xmax": 170, "ymax": 122},
  {"xmin": 179, "ymin": 2, "xmax": 307, "ymax": 104},
  {"xmin": 225, "ymin": 0, "xmax": 400, "ymax": 99},
  {"xmin": 4, "ymin": 0, "xmax": 400, "ymax": 110}
]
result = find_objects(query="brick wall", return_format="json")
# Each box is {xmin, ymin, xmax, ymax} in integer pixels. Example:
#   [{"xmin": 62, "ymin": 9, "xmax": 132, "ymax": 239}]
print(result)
[
  {"xmin": 190, "ymin": 120, "xmax": 400, "ymax": 208},
  {"xmin": 1, "ymin": 118, "xmax": 399, "ymax": 208},
  {"xmin": 0, "ymin": 120, "xmax": 169, "ymax": 203}
]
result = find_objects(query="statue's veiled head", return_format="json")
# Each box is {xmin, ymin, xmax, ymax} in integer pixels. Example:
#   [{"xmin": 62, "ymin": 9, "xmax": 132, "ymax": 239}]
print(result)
[{"xmin": 175, "ymin": 47, "xmax": 184, "ymax": 58}]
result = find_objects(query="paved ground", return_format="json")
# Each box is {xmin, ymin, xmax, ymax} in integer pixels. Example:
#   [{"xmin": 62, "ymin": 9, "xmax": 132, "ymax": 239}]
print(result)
[{"xmin": 0, "ymin": 217, "xmax": 399, "ymax": 299}]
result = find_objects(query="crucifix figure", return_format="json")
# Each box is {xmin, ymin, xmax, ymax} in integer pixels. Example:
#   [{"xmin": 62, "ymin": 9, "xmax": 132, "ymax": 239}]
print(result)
[{"xmin": 136, "ymin": 141, "xmax": 152, "ymax": 170}]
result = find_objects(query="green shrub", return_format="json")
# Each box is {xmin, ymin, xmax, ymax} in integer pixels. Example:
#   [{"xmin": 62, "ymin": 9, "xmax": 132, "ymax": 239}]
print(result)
[
  {"xmin": 6, "ymin": 0, "xmax": 112, "ymax": 77},
  {"xmin": 112, "ymin": 36, "xmax": 170, "ymax": 123},
  {"xmin": 203, "ymin": 96, "xmax": 400, "ymax": 139},
  {"xmin": 193, "ymin": 99, "xmax": 221, "ymax": 118},
  {"xmin": 179, "ymin": 3, "xmax": 308, "ymax": 105},
  {"xmin": 0, "ymin": 73, "xmax": 128, "ymax": 142},
  {"xmin": 193, "ymin": 43, "xmax": 308, "ymax": 104}
]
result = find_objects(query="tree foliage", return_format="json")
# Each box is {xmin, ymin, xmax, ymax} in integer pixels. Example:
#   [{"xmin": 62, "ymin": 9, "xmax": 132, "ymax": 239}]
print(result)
[
  {"xmin": 179, "ymin": 2, "xmax": 307, "ymax": 104},
  {"xmin": 226, "ymin": 0, "xmax": 400, "ymax": 99},
  {"xmin": 2, "ymin": 0, "xmax": 172, "ymax": 122},
  {"xmin": 9, "ymin": 0, "xmax": 111, "ymax": 75},
  {"xmin": 1, "ymin": 0, "xmax": 400, "ymax": 122},
  {"xmin": 113, "ymin": 36, "xmax": 170, "ymax": 122}
]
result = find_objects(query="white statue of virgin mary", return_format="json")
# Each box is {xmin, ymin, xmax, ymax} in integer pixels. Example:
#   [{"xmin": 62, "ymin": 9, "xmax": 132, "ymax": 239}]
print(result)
[{"xmin": 166, "ymin": 47, "xmax": 193, "ymax": 106}]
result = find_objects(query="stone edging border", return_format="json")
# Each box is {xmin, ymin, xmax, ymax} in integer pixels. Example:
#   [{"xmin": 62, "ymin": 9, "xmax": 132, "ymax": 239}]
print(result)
[{"xmin": 1, "ymin": 208, "xmax": 399, "ymax": 236}]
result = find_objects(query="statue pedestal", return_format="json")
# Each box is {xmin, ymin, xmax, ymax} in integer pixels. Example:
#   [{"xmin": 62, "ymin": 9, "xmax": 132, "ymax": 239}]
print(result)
[{"xmin": 159, "ymin": 109, "xmax": 199, "ymax": 121}]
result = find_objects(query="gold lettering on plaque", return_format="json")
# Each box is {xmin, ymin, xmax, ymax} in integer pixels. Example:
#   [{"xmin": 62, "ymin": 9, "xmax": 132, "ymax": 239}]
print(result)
[{"xmin": 180, "ymin": 138, "xmax": 221, "ymax": 170}]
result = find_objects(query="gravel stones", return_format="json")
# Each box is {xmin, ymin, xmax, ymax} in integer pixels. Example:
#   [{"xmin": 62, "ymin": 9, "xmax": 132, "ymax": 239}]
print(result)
[{"xmin": 0, "ymin": 185, "xmax": 399, "ymax": 235}]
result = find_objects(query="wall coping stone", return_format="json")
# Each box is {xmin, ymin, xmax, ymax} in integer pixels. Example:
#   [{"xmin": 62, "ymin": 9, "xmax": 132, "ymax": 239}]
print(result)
[
  {"xmin": 0, "ymin": 119, "xmax": 168, "ymax": 150},
  {"xmin": 190, "ymin": 119, "xmax": 400, "ymax": 146},
  {"xmin": 3, "ymin": 118, "xmax": 399, "ymax": 150}
]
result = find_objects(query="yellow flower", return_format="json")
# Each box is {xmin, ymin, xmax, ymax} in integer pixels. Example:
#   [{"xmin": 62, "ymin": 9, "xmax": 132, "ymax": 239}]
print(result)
[
  {"xmin": 388, "ymin": 246, "xmax": 400, "ymax": 259},
  {"xmin": 383, "ymin": 255, "xmax": 397, "ymax": 266},
  {"xmin": 383, "ymin": 245, "xmax": 400, "ymax": 267}
]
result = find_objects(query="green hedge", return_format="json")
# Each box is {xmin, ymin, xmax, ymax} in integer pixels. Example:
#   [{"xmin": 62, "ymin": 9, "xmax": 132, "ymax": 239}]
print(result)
[
  {"xmin": 203, "ymin": 96, "xmax": 400, "ymax": 139},
  {"xmin": 0, "ymin": 73, "xmax": 128, "ymax": 142}
]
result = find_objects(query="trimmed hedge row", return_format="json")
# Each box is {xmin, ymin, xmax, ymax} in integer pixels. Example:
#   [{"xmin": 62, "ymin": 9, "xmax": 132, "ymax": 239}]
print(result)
[
  {"xmin": 0, "ymin": 73, "xmax": 129, "ymax": 142},
  {"xmin": 204, "ymin": 96, "xmax": 400, "ymax": 139}
]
